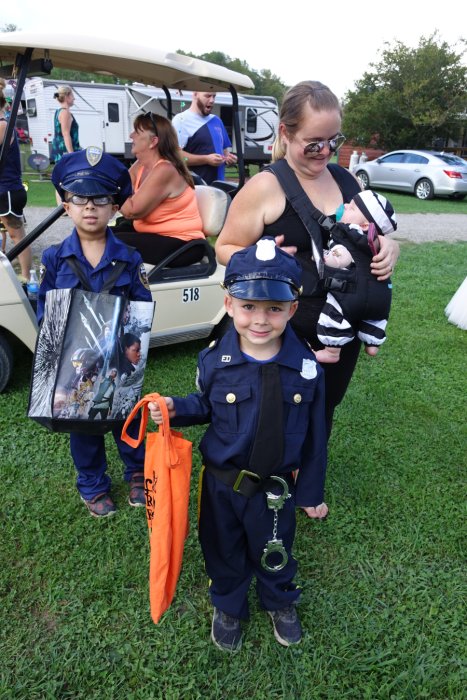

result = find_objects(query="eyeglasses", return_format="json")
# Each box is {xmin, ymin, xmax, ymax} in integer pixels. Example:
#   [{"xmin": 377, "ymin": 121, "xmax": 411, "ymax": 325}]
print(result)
[
  {"xmin": 66, "ymin": 195, "xmax": 115, "ymax": 206},
  {"xmin": 303, "ymin": 134, "xmax": 346, "ymax": 156},
  {"xmin": 144, "ymin": 111, "xmax": 159, "ymax": 136}
]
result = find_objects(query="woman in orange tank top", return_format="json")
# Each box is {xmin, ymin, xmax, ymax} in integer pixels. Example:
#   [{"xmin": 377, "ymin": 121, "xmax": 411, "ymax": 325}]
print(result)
[{"xmin": 116, "ymin": 113, "xmax": 204, "ymax": 266}]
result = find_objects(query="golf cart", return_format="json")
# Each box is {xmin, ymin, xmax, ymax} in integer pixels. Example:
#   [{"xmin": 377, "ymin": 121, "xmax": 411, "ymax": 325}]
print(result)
[{"xmin": 0, "ymin": 32, "xmax": 254, "ymax": 392}]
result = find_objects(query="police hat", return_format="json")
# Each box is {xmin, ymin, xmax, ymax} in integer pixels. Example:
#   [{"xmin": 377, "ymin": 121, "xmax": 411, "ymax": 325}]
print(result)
[
  {"xmin": 223, "ymin": 238, "xmax": 302, "ymax": 301},
  {"xmin": 52, "ymin": 147, "xmax": 132, "ymax": 206}
]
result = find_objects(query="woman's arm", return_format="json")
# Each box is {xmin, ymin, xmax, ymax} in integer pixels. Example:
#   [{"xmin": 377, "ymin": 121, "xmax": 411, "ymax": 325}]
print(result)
[
  {"xmin": 120, "ymin": 161, "xmax": 178, "ymax": 219},
  {"xmin": 370, "ymin": 236, "xmax": 400, "ymax": 281},
  {"xmin": 215, "ymin": 171, "xmax": 287, "ymax": 264},
  {"xmin": 58, "ymin": 109, "xmax": 74, "ymax": 153}
]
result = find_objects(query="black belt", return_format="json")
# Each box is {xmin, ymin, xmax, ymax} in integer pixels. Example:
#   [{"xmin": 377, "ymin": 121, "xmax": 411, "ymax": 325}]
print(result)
[{"xmin": 205, "ymin": 464, "xmax": 293, "ymax": 499}]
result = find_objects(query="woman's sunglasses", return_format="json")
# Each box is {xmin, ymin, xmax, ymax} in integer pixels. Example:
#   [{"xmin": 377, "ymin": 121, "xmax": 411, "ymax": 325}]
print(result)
[
  {"xmin": 144, "ymin": 111, "xmax": 159, "ymax": 136},
  {"xmin": 304, "ymin": 134, "xmax": 346, "ymax": 156}
]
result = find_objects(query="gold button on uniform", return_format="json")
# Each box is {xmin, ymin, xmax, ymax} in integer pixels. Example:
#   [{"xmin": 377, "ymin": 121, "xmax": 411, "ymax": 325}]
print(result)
[
  {"xmin": 226, "ymin": 393, "xmax": 236, "ymax": 404},
  {"xmin": 293, "ymin": 394, "xmax": 302, "ymax": 404}
]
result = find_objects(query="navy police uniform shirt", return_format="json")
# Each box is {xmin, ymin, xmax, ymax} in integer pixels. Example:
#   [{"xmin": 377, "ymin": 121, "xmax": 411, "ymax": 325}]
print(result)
[
  {"xmin": 37, "ymin": 227, "xmax": 152, "ymax": 323},
  {"xmin": 171, "ymin": 324, "xmax": 327, "ymax": 507}
]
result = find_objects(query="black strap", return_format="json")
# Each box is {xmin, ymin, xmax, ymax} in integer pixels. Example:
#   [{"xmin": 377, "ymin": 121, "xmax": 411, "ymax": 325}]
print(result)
[
  {"xmin": 204, "ymin": 463, "xmax": 291, "ymax": 498},
  {"xmin": 266, "ymin": 161, "xmax": 359, "ymax": 292},
  {"xmin": 66, "ymin": 256, "xmax": 128, "ymax": 293},
  {"xmin": 265, "ymin": 159, "xmax": 336, "ymax": 277},
  {"xmin": 248, "ymin": 363, "xmax": 284, "ymax": 476}
]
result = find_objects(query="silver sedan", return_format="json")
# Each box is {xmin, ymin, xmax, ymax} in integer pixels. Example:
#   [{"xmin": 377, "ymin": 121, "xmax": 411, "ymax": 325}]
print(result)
[{"xmin": 355, "ymin": 150, "xmax": 467, "ymax": 200}]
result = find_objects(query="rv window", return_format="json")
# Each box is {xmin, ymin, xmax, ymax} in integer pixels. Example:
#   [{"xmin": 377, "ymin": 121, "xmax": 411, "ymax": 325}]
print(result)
[
  {"xmin": 107, "ymin": 103, "xmax": 120, "ymax": 123},
  {"xmin": 246, "ymin": 108, "xmax": 257, "ymax": 134},
  {"xmin": 27, "ymin": 99, "xmax": 37, "ymax": 118}
]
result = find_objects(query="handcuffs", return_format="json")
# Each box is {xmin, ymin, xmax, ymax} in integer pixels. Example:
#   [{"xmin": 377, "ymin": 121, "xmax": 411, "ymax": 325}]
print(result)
[{"xmin": 260, "ymin": 476, "xmax": 291, "ymax": 573}]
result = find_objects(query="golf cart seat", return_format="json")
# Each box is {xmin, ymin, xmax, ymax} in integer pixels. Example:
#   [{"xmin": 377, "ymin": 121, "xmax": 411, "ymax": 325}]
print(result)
[{"xmin": 147, "ymin": 185, "xmax": 230, "ymax": 283}]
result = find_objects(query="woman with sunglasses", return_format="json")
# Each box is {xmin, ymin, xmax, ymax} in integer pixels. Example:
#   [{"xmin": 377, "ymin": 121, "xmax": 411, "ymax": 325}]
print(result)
[
  {"xmin": 215, "ymin": 80, "xmax": 400, "ymax": 437},
  {"xmin": 115, "ymin": 112, "xmax": 204, "ymax": 266}
]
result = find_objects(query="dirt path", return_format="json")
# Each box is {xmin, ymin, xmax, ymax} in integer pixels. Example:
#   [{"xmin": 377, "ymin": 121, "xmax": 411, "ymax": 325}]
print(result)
[
  {"xmin": 6, "ymin": 209, "xmax": 467, "ymax": 266},
  {"xmin": 391, "ymin": 213, "xmax": 467, "ymax": 243}
]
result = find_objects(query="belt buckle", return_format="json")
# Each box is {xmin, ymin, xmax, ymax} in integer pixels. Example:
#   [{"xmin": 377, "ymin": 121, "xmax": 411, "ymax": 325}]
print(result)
[{"xmin": 233, "ymin": 469, "xmax": 261, "ymax": 494}]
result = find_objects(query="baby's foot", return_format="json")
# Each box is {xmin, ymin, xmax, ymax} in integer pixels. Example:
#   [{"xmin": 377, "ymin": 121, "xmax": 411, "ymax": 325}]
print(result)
[{"xmin": 364, "ymin": 345, "xmax": 379, "ymax": 357}]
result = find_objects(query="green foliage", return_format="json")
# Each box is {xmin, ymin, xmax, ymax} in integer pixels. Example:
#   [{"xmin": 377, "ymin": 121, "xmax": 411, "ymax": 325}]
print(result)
[
  {"xmin": 0, "ymin": 242, "xmax": 466, "ymax": 698},
  {"xmin": 0, "ymin": 23, "xmax": 19, "ymax": 32},
  {"xmin": 177, "ymin": 49, "xmax": 288, "ymax": 102},
  {"xmin": 49, "ymin": 68, "xmax": 122, "ymax": 84},
  {"xmin": 342, "ymin": 32, "xmax": 467, "ymax": 150}
]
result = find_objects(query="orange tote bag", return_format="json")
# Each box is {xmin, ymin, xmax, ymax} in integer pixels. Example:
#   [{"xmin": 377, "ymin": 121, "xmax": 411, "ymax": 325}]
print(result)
[{"xmin": 121, "ymin": 392, "xmax": 192, "ymax": 623}]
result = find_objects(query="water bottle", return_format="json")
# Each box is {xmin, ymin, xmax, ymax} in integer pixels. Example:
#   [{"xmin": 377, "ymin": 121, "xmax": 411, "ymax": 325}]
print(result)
[{"xmin": 27, "ymin": 269, "xmax": 39, "ymax": 301}]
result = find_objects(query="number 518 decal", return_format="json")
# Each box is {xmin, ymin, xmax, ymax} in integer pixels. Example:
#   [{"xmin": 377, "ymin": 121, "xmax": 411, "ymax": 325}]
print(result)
[{"xmin": 182, "ymin": 287, "xmax": 200, "ymax": 302}]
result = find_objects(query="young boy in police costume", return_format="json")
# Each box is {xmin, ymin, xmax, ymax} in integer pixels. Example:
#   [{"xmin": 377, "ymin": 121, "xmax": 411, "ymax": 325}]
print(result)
[
  {"xmin": 149, "ymin": 238, "xmax": 328, "ymax": 651},
  {"xmin": 37, "ymin": 147, "xmax": 152, "ymax": 518}
]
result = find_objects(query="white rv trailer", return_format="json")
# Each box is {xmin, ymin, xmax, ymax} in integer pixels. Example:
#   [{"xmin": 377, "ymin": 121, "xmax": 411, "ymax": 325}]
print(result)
[{"xmin": 24, "ymin": 78, "xmax": 279, "ymax": 170}]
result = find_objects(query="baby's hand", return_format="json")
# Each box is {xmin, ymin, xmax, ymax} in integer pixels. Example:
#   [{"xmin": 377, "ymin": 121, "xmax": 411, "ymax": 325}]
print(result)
[
  {"xmin": 148, "ymin": 397, "xmax": 175, "ymax": 424},
  {"xmin": 302, "ymin": 503, "xmax": 329, "ymax": 519}
]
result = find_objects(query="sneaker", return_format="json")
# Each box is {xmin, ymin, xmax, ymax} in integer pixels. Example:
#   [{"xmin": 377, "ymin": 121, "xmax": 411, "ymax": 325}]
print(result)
[
  {"xmin": 128, "ymin": 472, "xmax": 145, "ymax": 507},
  {"xmin": 268, "ymin": 605, "xmax": 302, "ymax": 646},
  {"xmin": 81, "ymin": 493, "xmax": 116, "ymax": 518},
  {"xmin": 211, "ymin": 607, "xmax": 242, "ymax": 652}
]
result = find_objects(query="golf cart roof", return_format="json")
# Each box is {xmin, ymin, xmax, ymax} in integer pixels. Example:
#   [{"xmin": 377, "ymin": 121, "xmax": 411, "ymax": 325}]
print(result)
[{"xmin": 0, "ymin": 31, "xmax": 255, "ymax": 92}]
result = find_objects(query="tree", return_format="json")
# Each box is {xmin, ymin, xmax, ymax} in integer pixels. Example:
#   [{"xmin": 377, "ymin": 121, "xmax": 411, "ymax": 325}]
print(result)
[
  {"xmin": 342, "ymin": 33, "xmax": 467, "ymax": 151},
  {"xmin": 177, "ymin": 49, "xmax": 288, "ymax": 101},
  {"xmin": 0, "ymin": 23, "xmax": 19, "ymax": 32}
]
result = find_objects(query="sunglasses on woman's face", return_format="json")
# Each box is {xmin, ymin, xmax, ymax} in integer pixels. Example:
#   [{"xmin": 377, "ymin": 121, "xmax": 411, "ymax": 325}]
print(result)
[
  {"xmin": 303, "ymin": 134, "xmax": 346, "ymax": 156},
  {"xmin": 144, "ymin": 111, "xmax": 159, "ymax": 136}
]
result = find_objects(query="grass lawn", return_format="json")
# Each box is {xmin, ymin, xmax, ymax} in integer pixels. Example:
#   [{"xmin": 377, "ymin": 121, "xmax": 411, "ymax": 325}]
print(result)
[{"xmin": 1, "ymin": 241, "xmax": 466, "ymax": 699}]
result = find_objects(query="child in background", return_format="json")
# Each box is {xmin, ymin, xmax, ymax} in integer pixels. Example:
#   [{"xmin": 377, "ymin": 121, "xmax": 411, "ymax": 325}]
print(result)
[
  {"xmin": 149, "ymin": 238, "xmax": 328, "ymax": 651},
  {"xmin": 38, "ymin": 147, "xmax": 152, "ymax": 517},
  {"xmin": 315, "ymin": 190, "xmax": 397, "ymax": 363}
]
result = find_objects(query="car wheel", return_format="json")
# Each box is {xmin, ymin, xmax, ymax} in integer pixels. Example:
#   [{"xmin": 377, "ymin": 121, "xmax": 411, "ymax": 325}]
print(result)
[
  {"xmin": 415, "ymin": 178, "xmax": 434, "ymax": 200},
  {"xmin": 0, "ymin": 332, "xmax": 13, "ymax": 393},
  {"xmin": 356, "ymin": 170, "xmax": 370, "ymax": 190}
]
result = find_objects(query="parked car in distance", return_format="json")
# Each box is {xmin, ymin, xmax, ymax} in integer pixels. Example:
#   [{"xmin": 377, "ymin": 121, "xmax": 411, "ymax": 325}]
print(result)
[{"xmin": 355, "ymin": 150, "xmax": 467, "ymax": 200}]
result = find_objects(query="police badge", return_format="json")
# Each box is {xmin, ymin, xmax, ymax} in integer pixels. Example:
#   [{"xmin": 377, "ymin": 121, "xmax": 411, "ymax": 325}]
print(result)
[{"xmin": 86, "ymin": 146, "xmax": 103, "ymax": 167}]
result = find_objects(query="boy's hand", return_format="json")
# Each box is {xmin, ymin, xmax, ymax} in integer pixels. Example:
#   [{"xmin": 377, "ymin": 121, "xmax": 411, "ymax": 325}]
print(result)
[
  {"xmin": 302, "ymin": 503, "xmax": 329, "ymax": 520},
  {"xmin": 148, "ymin": 397, "xmax": 175, "ymax": 424}
]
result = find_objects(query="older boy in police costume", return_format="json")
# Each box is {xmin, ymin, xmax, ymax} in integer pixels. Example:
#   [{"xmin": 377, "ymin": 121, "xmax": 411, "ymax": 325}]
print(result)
[
  {"xmin": 37, "ymin": 148, "xmax": 152, "ymax": 518},
  {"xmin": 149, "ymin": 239, "xmax": 328, "ymax": 651}
]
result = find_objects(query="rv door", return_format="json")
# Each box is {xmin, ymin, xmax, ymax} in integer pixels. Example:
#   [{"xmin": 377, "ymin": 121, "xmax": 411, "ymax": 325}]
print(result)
[{"xmin": 103, "ymin": 97, "xmax": 125, "ymax": 155}]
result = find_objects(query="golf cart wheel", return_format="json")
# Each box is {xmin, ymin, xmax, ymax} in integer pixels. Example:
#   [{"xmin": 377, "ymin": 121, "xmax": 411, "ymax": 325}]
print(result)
[
  {"xmin": 415, "ymin": 178, "xmax": 434, "ymax": 200},
  {"xmin": 356, "ymin": 170, "xmax": 370, "ymax": 190},
  {"xmin": 0, "ymin": 332, "xmax": 13, "ymax": 393}
]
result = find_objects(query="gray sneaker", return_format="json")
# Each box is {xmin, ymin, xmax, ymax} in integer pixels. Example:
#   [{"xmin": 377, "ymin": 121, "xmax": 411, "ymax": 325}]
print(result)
[
  {"xmin": 268, "ymin": 605, "xmax": 302, "ymax": 646},
  {"xmin": 211, "ymin": 607, "xmax": 242, "ymax": 652}
]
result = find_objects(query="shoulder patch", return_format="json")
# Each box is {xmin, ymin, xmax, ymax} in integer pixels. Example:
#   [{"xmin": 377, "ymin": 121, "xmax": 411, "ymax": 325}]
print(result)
[
  {"xmin": 300, "ymin": 358, "xmax": 317, "ymax": 380},
  {"xmin": 138, "ymin": 263, "xmax": 150, "ymax": 290},
  {"xmin": 208, "ymin": 340, "xmax": 217, "ymax": 348}
]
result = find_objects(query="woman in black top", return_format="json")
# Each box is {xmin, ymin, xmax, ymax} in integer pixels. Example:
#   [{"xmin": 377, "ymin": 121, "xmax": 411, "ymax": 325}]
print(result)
[{"xmin": 215, "ymin": 81, "xmax": 400, "ymax": 437}]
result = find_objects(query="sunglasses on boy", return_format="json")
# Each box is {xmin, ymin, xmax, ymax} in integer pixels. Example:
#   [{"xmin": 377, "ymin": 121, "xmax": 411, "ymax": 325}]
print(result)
[
  {"xmin": 303, "ymin": 134, "xmax": 346, "ymax": 156},
  {"xmin": 144, "ymin": 111, "xmax": 159, "ymax": 136},
  {"xmin": 66, "ymin": 194, "xmax": 115, "ymax": 206}
]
